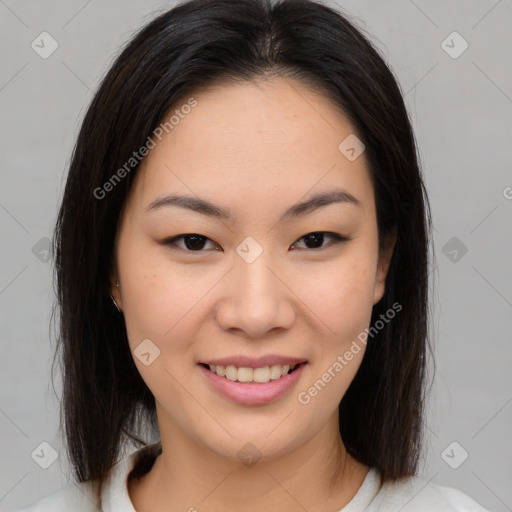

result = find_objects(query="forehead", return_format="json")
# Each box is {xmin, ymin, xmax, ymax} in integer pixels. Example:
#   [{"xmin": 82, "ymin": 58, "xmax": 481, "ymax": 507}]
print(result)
[{"xmin": 127, "ymin": 77, "xmax": 374, "ymax": 219}]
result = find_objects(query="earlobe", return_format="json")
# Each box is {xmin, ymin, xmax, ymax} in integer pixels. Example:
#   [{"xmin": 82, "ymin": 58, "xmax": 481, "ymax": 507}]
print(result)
[
  {"xmin": 110, "ymin": 274, "xmax": 122, "ymax": 312},
  {"xmin": 373, "ymin": 230, "xmax": 397, "ymax": 305}
]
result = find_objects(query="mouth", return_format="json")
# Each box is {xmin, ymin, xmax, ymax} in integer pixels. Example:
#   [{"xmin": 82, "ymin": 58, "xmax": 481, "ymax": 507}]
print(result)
[
  {"xmin": 199, "ymin": 361, "xmax": 306, "ymax": 384},
  {"xmin": 198, "ymin": 359, "xmax": 308, "ymax": 405}
]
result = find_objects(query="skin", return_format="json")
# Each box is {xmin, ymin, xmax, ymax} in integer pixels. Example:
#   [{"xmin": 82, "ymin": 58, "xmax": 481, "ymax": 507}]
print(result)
[{"xmin": 111, "ymin": 76, "xmax": 396, "ymax": 512}]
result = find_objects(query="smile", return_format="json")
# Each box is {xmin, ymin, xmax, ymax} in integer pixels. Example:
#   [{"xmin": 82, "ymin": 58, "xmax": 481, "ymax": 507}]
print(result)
[
  {"xmin": 198, "ymin": 362, "xmax": 307, "ymax": 405},
  {"xmin": 200, "ymin": 362, "xmax": 302, "ymax": 384}
]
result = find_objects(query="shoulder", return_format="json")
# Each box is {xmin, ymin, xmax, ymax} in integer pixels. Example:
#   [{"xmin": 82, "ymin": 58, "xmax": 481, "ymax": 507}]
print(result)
[
  {"xmin": 374, "ymin": 474, "xmax": 491, "ymax": 512},
  {"xmin": 11, "ymin": 442, "xmax": 162, "ymax": 512},
  {"xmin": 11, "ymin": 480, "xmax": 100, "ymax": 512}
]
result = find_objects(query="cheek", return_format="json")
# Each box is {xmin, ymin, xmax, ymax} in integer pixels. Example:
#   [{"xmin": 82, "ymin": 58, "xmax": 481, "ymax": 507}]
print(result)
[
  {"xmin": 297, "ymin": 252, "xmax": 377, "ymax": 339},
  {"xmin": 294, "ymin": 256, "xmax": 376, "ymax": 411},
  {"xmin": 117, "ymin": 237, "xmax": 181, "ymax": 345},
  {"xmin": 118, "ymin": 247, "xmax": 197, "ymax": 402},
  {"xmin": 119, "ymin": 239, "xmax": 225, "ymax": 357}
]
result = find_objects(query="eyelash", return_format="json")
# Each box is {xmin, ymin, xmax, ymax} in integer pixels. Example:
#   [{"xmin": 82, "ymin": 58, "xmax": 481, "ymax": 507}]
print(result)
[{"xmin": 163, "ymin": 232, "xmax": 349, "ymax": 252}]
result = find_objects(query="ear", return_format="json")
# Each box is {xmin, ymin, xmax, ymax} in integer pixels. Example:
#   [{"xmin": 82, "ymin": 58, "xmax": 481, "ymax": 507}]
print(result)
[
  {"xmin": 109, "ymin": 269, "xmax": 122, "ymax": 310},
  {"xmin": 373, "ymin": 229, "xmax": 397, "ymax": 305}
]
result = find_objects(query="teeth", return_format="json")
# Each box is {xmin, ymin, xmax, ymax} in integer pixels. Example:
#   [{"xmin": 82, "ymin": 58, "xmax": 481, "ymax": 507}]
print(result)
[{"xmin": 205, "ymin": 363, "xmax": 299, "ymax": 383}]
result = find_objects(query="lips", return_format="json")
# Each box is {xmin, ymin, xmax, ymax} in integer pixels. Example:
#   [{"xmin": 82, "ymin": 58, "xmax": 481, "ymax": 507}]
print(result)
[{"xmin": 198, "ymin": 360, "xmax": 307, "ymax": 405}]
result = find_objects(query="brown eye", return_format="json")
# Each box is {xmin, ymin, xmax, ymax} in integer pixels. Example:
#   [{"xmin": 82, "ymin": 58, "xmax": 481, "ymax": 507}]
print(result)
[
  {"xmin": 164, "ymin": 231, "xmax": 348, "ymax": 253},
  {"xmin": 165, "ymin": 234, "xmax": 218, "ymax": 251},
  {"xmin": 290, "ymin": 232, "xmax": 347, "ymax": 250}
]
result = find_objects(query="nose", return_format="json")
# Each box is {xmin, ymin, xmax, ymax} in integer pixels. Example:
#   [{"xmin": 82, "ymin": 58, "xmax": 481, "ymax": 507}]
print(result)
[{"xmin": 215, "ymin": 245, "xmax": 296, "ymax": 338}]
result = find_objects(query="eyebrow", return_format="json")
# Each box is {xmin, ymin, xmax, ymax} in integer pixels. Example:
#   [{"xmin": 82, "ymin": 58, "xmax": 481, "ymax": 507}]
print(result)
[{"xmin": 146, "ymin": 187, "xmax": 360, "ymax": 222}]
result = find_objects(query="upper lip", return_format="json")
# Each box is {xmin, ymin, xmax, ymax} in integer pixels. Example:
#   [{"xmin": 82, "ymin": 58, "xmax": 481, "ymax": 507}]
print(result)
[{"xmin": 199, "ymin": 355, "xmax": 307, "ymax": 368}]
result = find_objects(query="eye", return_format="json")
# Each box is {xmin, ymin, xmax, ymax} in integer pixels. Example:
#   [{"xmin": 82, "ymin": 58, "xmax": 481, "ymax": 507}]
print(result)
[
  {"xmin": 290, "ymin": 231, "xmax": 348, "ymax": 250},
  {"xmin": 164, "ymin": 234, "xmax": 219, "ymax": 252},
  {"xmin": 164, "ymin": 231, "xmax": 349, "ymax": 252}
]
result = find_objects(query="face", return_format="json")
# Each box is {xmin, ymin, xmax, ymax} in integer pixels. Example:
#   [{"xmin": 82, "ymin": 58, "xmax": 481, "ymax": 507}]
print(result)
[{"xmin": 111, "ymin": 77, "xmax": 395, "ymax": 462}]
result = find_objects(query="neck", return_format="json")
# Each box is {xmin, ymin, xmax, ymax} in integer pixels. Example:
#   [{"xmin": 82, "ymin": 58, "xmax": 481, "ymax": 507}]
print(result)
[{"xmin": 128, "ymin": 411, "xmax": 369, "ymax": 512}]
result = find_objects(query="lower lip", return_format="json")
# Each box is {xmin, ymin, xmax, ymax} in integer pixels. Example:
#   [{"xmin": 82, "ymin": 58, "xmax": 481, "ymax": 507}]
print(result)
[{"xmin": 198, "ymin": 363, "xmax": 307, "ymax": 406}]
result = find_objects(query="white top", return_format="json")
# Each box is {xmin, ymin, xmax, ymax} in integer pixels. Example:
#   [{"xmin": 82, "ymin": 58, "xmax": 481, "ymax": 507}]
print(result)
[{"xmin": 13, "ymin": 443, "xmax": 491, "ymax": 512}]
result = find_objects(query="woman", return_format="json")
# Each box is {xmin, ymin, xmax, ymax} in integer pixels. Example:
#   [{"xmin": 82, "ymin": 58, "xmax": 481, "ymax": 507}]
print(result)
[{"xmin": 14, "ymin": 0, "xmax": 491, "ymax": 510}]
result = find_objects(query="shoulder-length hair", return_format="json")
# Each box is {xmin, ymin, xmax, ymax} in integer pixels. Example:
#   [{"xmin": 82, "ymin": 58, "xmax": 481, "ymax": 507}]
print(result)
[{"xmin": 52, "ymin": 0, "xmax": 433, "ymax": 499}]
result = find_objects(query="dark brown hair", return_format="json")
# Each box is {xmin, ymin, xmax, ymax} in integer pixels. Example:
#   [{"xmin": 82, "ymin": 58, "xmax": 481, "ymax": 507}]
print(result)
[{"xmin": 52, "ymin": 0, "xmax": 433, "ymax": 500}]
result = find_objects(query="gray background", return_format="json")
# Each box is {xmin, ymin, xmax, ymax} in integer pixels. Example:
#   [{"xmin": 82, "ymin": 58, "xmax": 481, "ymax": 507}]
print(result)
[{"xmin": 0, "ymin": 0, "xmax": 511, "ymax": 511}]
